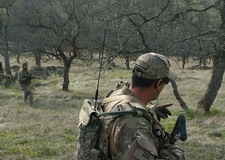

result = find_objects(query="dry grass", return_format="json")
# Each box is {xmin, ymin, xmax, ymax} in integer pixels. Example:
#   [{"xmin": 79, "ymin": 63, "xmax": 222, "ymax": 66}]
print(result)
[{"xmin": 0, "ymin": 55, "xmax": 225, "ymax": 159}]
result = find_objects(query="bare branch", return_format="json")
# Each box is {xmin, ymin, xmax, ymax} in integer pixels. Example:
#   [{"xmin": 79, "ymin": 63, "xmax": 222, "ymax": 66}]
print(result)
[
  {"xmin": 121, "ymin": 0, "xmax": 171, "ymax": 46},
  {"xmin": 165, "ymin": 30, "xmax": 218, "ymax": 53},
  {"xmin": 0, "ymin": 0, "xmax": 16, "ymax": 8},
  {"xmin": 160, "ymin": 0, "xmax": 221, "ymax": 27}
]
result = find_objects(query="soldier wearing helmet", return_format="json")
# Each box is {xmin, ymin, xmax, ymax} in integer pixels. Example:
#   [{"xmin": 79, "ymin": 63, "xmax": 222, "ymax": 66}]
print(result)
[{"xmin": 100, "ymin": 53, "xmax": 185, "ymax": 159}]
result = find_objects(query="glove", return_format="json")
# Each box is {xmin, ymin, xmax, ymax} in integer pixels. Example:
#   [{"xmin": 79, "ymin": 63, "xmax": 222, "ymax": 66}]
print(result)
[
  {"xmin": 153, "ymin": 103, "xmax": 173, "ymax": 121},
  {"xmin": 164, "ymin": 144, "xmax": 185, "ymax": 160},
  {"xmin": 159, "ymin": 144, "xmax": 185, "ymax": 160}
]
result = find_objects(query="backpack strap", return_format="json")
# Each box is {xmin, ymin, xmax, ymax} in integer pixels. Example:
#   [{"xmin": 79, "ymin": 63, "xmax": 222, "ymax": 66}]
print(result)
[
  {"xmin": 97, "ymin": 108, "xmax": 151, "ymax": 122},
  {"xmin": 101, "ymin": 95, "xmax": 146, "ymax": 107},
  {"xmin": 101, "ymin": 95, "xmax": 162, "ymax": 125}
]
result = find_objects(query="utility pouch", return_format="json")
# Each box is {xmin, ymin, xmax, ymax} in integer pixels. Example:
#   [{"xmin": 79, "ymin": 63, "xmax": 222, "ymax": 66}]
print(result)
[{"xmin": 76, "ymin": 99, "xmax": 102, "ymax": 160}]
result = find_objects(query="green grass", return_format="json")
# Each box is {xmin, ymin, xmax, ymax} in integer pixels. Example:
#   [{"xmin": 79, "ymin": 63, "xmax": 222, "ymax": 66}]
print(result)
[{"xmin": 0, "ymin": 57, "xmax": 225, "ymax": 159}]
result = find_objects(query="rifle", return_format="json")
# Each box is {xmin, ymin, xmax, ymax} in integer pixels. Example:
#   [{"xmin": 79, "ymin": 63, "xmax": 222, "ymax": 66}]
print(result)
[
  {"xmin": 19, "ymin": 74, "xmax": 41, "ymax": 86},
  {"xmin": 168, "ymin": 114, "xmax": 187, "ymax": 144},
  {"xmin": 24, "ymin": 73, "xmax": 42, "ymax": 80}
]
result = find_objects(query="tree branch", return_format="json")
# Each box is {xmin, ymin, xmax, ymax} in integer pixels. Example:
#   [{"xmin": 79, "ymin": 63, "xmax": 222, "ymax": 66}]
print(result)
[{"xmin": 165, "ymin": 30, "xmax": 218, "ymax": 53}]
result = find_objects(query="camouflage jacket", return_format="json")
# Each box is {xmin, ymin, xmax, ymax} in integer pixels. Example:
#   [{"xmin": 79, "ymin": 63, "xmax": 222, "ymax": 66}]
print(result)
[
  {"xmin": 18, "ymin": 70, "xmax": 33, "ymax": 86},
  {"xmin": 101, "ymin": 83, "xmax": 185, "ymax": 160}
]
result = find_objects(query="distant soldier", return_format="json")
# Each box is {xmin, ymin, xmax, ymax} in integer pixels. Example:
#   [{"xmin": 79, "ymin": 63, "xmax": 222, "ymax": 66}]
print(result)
[
  {"xmin": 18, "ymin": 62, "xmax": 35, "ymax": 106},
  {"xmin": 0, "ymin": 61, "xmax": 4, "ymax": 85}
]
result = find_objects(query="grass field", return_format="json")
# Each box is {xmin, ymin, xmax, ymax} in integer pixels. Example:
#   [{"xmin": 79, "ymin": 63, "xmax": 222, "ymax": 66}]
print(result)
[{"xmin": 0, "ymin": 56, "xmax": 225, "ymax": 160}]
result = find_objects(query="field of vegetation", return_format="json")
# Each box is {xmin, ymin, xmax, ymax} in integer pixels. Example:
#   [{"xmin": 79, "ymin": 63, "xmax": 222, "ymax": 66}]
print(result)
[{"xmin": 0, "ymin": 56, "xmax": 225, "ymax": 160}]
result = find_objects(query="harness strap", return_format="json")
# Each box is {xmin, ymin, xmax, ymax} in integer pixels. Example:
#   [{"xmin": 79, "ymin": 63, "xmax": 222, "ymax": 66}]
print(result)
[
  {"xmin": 101, "ymin": 95, "xmax": 146, "ymax": 107},
  {"xmin": 97, "ymin": 108, "xmax": 151, "ymax": 122}
]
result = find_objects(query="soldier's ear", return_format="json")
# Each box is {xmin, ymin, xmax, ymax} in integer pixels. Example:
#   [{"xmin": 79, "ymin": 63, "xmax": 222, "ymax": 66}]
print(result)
[
  {"xmin": 154, "ymin": 79, "xmax": 165, "ymax": 91},
  {"xmin": 158, "ymin": 79, "xmax": 164, "ymax": 86},
  {"xmin": 154, "ymin": 79, "xmax": 160, "ymax": 88}
]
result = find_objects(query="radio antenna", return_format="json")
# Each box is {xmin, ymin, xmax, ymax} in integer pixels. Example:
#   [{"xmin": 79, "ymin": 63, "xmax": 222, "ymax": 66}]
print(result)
[{"xmin": 95, "ymin": 29, "xmax": 107, "ymax": 105}]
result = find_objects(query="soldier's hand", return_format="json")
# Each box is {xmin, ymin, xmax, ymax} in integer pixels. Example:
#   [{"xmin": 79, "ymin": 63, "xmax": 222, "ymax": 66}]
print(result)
[
  {"xmin": 153, "ymin": 103, "xmax": 173, "ymax": 121},
  {"xmin": 161, "ymin": 144, "xmax": 185, "ymax": 160}
]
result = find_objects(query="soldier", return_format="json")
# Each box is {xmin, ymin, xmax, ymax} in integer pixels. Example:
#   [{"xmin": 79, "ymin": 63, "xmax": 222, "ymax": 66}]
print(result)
[
  {"xmin": 100, "ymin": 53, "xmax": 184, "ymax": 159},
  {"xmin": 0, "ymin": 61, "xmax": 4, "ymax": 85},
  {"xmin": 18, "ymin": 62, "xmax": 35, "ymax": 106}
]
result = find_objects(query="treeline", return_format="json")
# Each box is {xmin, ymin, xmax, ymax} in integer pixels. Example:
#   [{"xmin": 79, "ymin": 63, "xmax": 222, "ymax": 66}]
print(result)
[{"xmin": 0, "ymin": 0, "xmax": 225, "ymax": 112}]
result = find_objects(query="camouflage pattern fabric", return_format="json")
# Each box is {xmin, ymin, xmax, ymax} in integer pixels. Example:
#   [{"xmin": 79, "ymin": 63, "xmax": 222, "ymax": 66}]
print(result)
[
  {"xmin": 76, "ymin": 114, "xmax": 102, "ymax": 160},
  {"xmin": 18, "ymin": 70, "xmax": 33, "ymax": 105},
  {"xmin": 76, "ymin": 99, "xmax": 111, "ymax": 160},
  {"xmin": 18, "ymin": 70, "xmax": 33, "ymax": 86},
  {"xmin": 102, "ymin": 85, "xmax": 185, "ymax": 160},
  {"xmin": 133, "ymin": 53, "xmax": 177, "ymax": 80}
]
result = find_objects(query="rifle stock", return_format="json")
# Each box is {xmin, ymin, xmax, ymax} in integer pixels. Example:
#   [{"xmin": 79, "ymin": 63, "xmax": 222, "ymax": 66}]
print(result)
[{"xmin": 170, "ymin": 114, "xmax": 187, "ymax": 143}]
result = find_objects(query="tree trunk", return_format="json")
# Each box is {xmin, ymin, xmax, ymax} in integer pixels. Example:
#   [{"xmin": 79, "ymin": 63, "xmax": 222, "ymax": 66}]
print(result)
[
  {"xmin": 197, "ymin": 55, "xmax": 225, "ymax": 112},
  {"xmin": 199, "ymin": 57, "xmax": 202, "ymax": 66},
  {"xmin": 3, "ymin": 49, "xmax": 11, "ymax": 75},
  {"xmin": 2, "ymin": 26, "xmax": 11, "ymax": 75},
  {"xmin": 197, "ymin": 0, "xmax": 225, "ymax": 113},
  {"xmin": 62, "ymin": 63, "xmax": 70, "ymax": 91},
  {"xmin": 58, "ymin": 48, "xmax": 72, "ymax": 91},
  {"xmin": 1, "ymin": 8, "xmax": 11, "ymax": 75},
  {"xmin": 125, "ymin": 56, "xmax": 130, "ymax": 69},
  {"xmin": 170, "ymin": 80, "xmax": 189, "ymax": 111},
  {"xmin": 16, "ymin": 53, "xmax": 20, "ymax": 64},
  {"xmin": 182, "ymin": 55, "xmax": 186, "ymax": 69},
  {"xmin": 34, "ymin": 52, "xmax": 42, "ymax": 69}
]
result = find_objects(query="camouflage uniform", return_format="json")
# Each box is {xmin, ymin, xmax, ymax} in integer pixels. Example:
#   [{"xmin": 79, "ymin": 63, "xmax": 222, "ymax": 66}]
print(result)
[
  {"xmin": 102, "ymin": 85, "xmax": 184, "ymax": 160},
  {"xmin": 100, "ymin": 53, "xmax": 184, "ymax": 159},
  {"xmin": 18, "ymin": 63, "xmax": 34, "ymax": 105}
]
